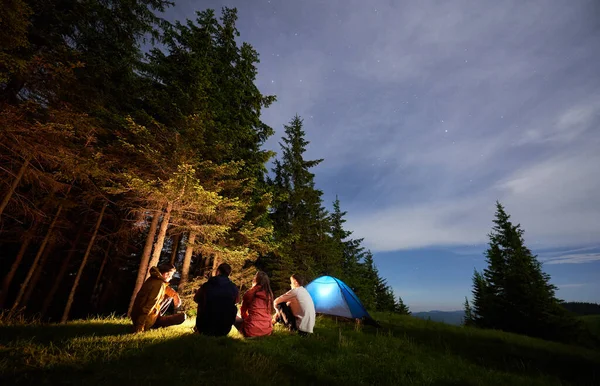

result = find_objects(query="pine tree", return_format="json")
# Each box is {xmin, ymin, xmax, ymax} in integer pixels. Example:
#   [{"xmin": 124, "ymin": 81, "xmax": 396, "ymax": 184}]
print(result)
[
  {"xmin": 264, "ymin": 115, "xmax": 329, "ymax": 293},
  {"xmin": 463, "ymin": 297, "xmax": 474, "ymax": 326},
  {"xmin": 470, "ymin": 270, "xmax": 492, "ymax": 328},
  {"xmin": 330, "ymin": 197, "xmax": 369, "ymax": 288},
  {"xmin": 140, "ymin": 7, "xmax": 275, "ymax": 179},
  {"xmin": 0, "ymin": 3, "xmax": 278, "ymax": 319},
  {"xmin": 362, "ymin": 250, "xmax": 405, "ymax": 314},
  {"xmin": 374, "ymin": 276, "xmax": 397, "ymax": 313},
  {"xmin": 359, "ymin": 251, "xmax": 380, "ymax": 311},
  {"xmin": 469, "ymin": 201, "xmax": 579, "ymax": 342},
  {"xmin": 395, "ymin": 296, "xmax": 411, "ymax": 315}
]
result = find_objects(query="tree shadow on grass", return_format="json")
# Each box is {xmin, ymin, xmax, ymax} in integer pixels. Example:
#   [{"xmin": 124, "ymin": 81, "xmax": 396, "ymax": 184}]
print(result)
[
  {"xmin": 0, "ymin": 321, "xmax": 131, "ymax": 345},
  {"xmin": 5, "ymin": 319, "xmax": 599, "ymax": 386},
  {"xmin": 364, "ymin": 320, "xmax": 600, "ymax": 386},
  {"xmin": 2, "ymin": 332, "xmax": 326, "ymax": 386}
]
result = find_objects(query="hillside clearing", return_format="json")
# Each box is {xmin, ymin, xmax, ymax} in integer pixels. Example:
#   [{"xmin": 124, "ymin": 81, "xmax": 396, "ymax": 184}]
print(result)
[{"xmin": 1, "ymin": 313, "xmax": 598, "ymax": 386}]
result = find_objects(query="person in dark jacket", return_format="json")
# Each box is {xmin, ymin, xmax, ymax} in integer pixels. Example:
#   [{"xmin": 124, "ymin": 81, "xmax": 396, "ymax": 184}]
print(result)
[
  {"xmin": 234, "ymin": 271, "xmax": 274, "ymax": 337},
  {"xmin": 194, "ymin": 263, "xmax": 239, "ymax": 336}
]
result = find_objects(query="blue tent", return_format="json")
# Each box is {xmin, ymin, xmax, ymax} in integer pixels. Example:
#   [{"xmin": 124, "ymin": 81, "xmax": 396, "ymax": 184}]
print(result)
[{"xmin": 305, "ymin": 276, "xmax": 371, "ymax": 319}]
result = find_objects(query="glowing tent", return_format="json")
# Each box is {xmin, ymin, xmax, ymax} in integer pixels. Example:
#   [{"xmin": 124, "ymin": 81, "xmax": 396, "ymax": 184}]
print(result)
[{"xmin": 305, "ymin": 276, "xmax": 371, "ymax": 319}]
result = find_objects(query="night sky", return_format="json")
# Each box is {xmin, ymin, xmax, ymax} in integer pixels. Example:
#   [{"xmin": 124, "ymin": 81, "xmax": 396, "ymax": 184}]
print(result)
[{"xmin": 164, "ymin": 1, "xmax": 600, "ymax": 311}]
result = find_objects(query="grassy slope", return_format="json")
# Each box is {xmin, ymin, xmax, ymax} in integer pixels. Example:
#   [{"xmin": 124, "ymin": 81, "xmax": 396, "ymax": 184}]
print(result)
[
  {"xmin": 580, "ymin": 315, "xmax": 600, "ymax": 339},
  {"xmin": 0, "ymin": 313, "xmax": 598, "ymax": 386}
]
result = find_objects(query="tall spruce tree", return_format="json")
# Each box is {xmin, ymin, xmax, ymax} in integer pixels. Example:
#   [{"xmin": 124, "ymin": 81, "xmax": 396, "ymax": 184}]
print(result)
[
  {"xmin": 469, "ymin": 201, "xmax": 579, "ymax": 341},
  {"xmin": 375, "ymin": 277, "xmax": 397, "ymax": 312},
  {"xmin": 362, "ymin": 250, "xmax": 404, "ymax": 313},
  {"xmin": 0, "ymin": 0, "xmax": 170, "ymax": 317},
  {"xmin": 0, "ymin": 3, "xmax": 277, "ymax": 319},
  {"xmin": 463, "ymin": 297, "xmax": 474, "ymax": 326},
  {"xmin": 140, "ymin": 7, "xmax": 275, "ymax": 179},
  {"xmin": 359, "ymin": 251, "xmax": 380, "ymax": 311},
  {"xmin": 264, "ymin": 115, "xmax": 329, "ymax": 293},
  {"xmin": 329, "ymin": 196, "xmax": 386, "ymax": 309},
  {"xmin": 329, "ymin": 196, "xmax": 357, "ymax": 280},
  {"xmin": 395, "ymin": 296, "xmax": 411, "ymax": 315},
  {"xmin": 470, "ymin": 270, "xmax": 492, "ymax": 328}
]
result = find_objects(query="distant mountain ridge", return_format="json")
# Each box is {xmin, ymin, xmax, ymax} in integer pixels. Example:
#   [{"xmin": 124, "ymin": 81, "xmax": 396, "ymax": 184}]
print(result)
[
  {"xmin": 412, "ymin": 310, "xmax": 465, "ymax": 325},
  {"xmin": 410, "ymin": 302, "xmax": 600, "ymax": 326}
]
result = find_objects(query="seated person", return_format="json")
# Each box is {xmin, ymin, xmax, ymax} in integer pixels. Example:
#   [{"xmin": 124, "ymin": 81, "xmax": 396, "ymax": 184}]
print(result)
[
  {"xmin": 153, "ymin": 285, "xmax": 185, "ymax": 327},
  {"xmin": 131, "ymin": 263, "xmax": 186, "ymax": 333},
  {"xmin": 273, "ymin": 274, "xmax": 316, "ymax": 335},
  {"xmin": 194, "ymin": 263, "xmax": 239, "ymax": 336},
  {"xmin": 234, "ymin": 271, "xmax": 274, "ymax": 337}
]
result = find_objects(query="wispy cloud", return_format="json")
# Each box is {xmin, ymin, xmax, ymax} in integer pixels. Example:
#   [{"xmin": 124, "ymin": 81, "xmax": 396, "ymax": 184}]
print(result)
[
  {"xmin": 347, "ymin": 138, "xmax": 600, "ymax": 251},
  {"xmin": 556, "ymin": 283, "xmax": 587, "ymax": 288},
  {"xmin": 543, "ymin": 253, "xmax": 600, "ymax": 265},
  {"xmin": 168, "ymin": 0, "xmax": 600, "ymax": 253},
  {"xmin": 541, "ymin": 246, "xmax": 599, "ymax": 257},
  {"xmin": 519, "ymin": 102, "xmax": 600, "ymax": 145},
  {"xmin": 328, "ymin": 0, "xmax": 600, "ymax": 251}
]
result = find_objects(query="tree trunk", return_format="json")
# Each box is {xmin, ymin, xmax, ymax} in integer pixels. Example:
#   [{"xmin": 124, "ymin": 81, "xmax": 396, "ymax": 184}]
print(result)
[
  {"xmin": 22, "ymin": 242, "xmax": 54, "ymax": 306},
  {"xmin": 98, "ymin": 275, "xmax": 115, "ymax": 314},
  {"xmin": 96, "ymin": 222, "xmax": 130, "ymax": 313},
  {"xmin": 90, "ymin": 240, "xmax": 112, "ymax": 307},
  {"xmin": 0, "ymin": 155, "xmax": 30, "ymax": 217},
  {"xmin": 211, "ymin": 254, "xmax": 220, "ymax": 277},
  {"xmin": 200, "ymin": 255, "xmax": 210, "ymax": 277},
  {"xmin": 179, "ymin": 231, "xmax": 196, "ymax": 290},
  {"xmin": 146, "ymin": 201, "xmax": 173, "ymax": 278},
  {"xmin": 169, "ymin": 233, "xmax": 181, "ymax": 265},
  {"xmin": 0, "ymin": 234, "xmax": 32, "ymax": 308},
  {"xmin": 10, "ymin": 204, "xmax": 64, "ymax": 313},
  {"xmin": 61, "ymin": 202, "xmax": 107, "ymax": 323},
  {"xmin": 40, "ymin": 226, "xmax": 85, "ymax": 319},
  {"xmin": 127, "ymin": 209, "xmax": 161, "ymax": 316}
]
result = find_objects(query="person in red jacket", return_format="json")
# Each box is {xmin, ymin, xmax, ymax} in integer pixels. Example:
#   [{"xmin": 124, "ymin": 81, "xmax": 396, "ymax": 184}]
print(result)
[{"xmin": 234, "ymin": 271, "xmax": 274, "ymax": 337}]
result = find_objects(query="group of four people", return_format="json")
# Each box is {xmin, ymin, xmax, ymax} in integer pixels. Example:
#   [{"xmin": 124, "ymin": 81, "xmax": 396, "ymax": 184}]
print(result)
[{"xmin": 131, "ymin": 262, "xmax": 316, "ymax": 338}]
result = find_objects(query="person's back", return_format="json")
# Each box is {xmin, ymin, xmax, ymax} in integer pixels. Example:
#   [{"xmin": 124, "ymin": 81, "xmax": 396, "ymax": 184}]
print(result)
[
  {"xmin": 194, "ymin": 264, "xmax": 239, "ymax": 336},
  {"xmin": 131, "ymin": 266, "xmax": 168, "ymax": 332},
  {"xmin": 242, "ymin": 286, "xmax": 273, "ymax": 337}
]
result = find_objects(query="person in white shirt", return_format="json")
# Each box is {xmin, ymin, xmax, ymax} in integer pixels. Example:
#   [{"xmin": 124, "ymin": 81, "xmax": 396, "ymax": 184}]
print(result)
[{"xmin": 273, "ymin": 274, "xmax": 316, "ymax": 335}]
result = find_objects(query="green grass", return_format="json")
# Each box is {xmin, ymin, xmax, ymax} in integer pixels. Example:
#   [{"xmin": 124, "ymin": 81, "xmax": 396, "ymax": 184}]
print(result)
[
  {"xmin": 1, "ymin": 312, "xmax": 598, "ymax": 386},
  {"xmin": 580, "ymin": 315, "xmax": 600, "ymax": 340}
]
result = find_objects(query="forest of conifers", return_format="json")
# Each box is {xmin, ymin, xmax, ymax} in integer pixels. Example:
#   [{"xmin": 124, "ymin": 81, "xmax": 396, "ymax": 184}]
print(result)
[{"xmin": 0, "ymin": 0, "xmax": 408, "ymax": 322}]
